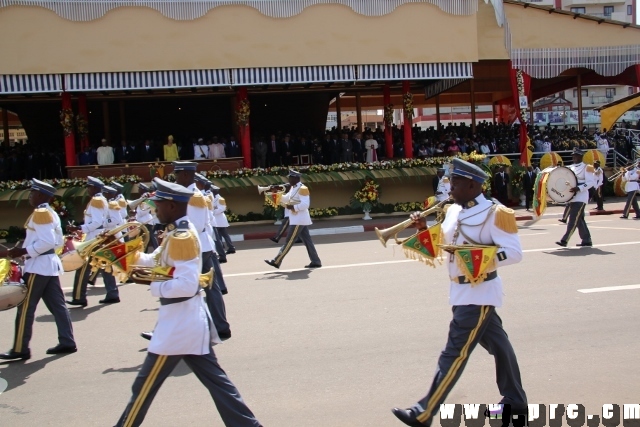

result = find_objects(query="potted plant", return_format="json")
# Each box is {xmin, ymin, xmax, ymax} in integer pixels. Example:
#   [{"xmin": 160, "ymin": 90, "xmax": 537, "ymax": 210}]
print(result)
[
  {"xmin": 350, "ymin": 179, "xmax": 380, "ymax": 220},
  {"xmin": 509, "ymin": 165, "xmax": 527, "ymax": 206}
]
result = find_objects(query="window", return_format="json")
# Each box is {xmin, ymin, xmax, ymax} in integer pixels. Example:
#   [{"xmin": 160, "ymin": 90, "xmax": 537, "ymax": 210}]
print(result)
[
  {"xmin": 628, "ymin": 5, "xmax": 633, "ymax": 15},
  {"xmin": 573, "ymin": 89, "xmax": 588, "ymax": 98},
  {"xmin": 606, "ymin": 88, "xmax": 616, "ymax": 98},
  {"xmin": 603, "ymin": 6, "xmax": 614, "ymax": 16},
  {"xmin": 570, "ymin": 7, "xmax": 585, "ymax": 14}
]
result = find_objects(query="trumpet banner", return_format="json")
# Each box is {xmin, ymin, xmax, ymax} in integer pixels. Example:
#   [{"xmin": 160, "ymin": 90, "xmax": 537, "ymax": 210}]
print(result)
[
  {"xmin": 532, "ymin": 172, "xmax": 550, "ymax": 218},
  {"xmin": 402, "ymin": 223, "xmax": 442, "ymax": 267},
  {"xmin": 264, "ymin": 192, "xmax": 282, "ymax": 208},
  {"xmin": 454, "ymin": 246, "xmax": 498, "ymax": 286},
  {"xmin": 92, "ymin": 237, "xmax": 144, "ymax": 274}
]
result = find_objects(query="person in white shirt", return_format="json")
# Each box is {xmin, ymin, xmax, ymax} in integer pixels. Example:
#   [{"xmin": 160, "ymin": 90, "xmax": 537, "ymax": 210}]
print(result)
[
  {"xmin": 0, "ymin": 179, "xmax": 76, "ymax": 361},
  {"xmin": 392, "ymin": 158, "xmax": 527, "ymax": 426},
  {"xmin": 194, "ymin": 138, "xmax": 209, "ymax": 160},
  {"xmin": 365, "ymin": 134, "xmax": 379, "ymax": 163},
  {"xmin": 596, "ymin": 133, "xmax": 610, "ymax": 163},
  {"xmin": 592, "ymin": 160, "xmax": 604, "ymax": 211},
  {"xmin": 96, "ymin": 138, "xmax": 114, "ymax": 165},
  {"xmin": 621, "ymin": 164, "xmax": 640, "ymax": 219},
  {"xmin": 115, "ymin": 178, "xmax": 261, "ymax": 427}
]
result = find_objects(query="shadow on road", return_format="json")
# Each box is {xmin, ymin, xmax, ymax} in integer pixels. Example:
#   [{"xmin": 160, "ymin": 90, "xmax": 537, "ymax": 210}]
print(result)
[
  {"xmin": 0, "ymin": 355, "xmax": 60, "ymax": 392},
  {"xmin": 254, "ymin": 270, "xmax": 314, "ymax": 281},
  {"xmin": 35, "ymin": 304, "xmax": 109, "ymax": 323},
  {"xmin": 544, "ymin": 247, "xmax": 615, "ymax": 257},
  {"xmin": 102, "ymin": 360, "xmax": 190, "ymax": 378}
]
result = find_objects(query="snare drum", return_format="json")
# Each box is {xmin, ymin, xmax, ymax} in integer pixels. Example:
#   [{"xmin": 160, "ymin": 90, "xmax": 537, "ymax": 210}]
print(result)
[
  {"xmin": 538, "ymin": 166, "xmax": 578, "ymax": 204},
  {"xmin": 0, "ymin": 282, "xmax": 27, "ymax": 311}
]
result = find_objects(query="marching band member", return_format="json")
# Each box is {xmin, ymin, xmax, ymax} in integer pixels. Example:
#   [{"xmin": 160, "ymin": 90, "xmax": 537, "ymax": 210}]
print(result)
[
  {"xmin": 592, "ymin": 160, "xmax": 604, "ymax": 211},
  {"xmin": 556, "ymin": 149, "xmax": 595, "ymax": 247},
  {"xmin": 111, "ymin": 181, "xmax": 129, "ymax": 223},
  {"xmin": 392, "ymin": 158, "xmax": 527, "ymax": 426},
  {"xmin": 212, "ymin": 186, "xmax": 236, "ymax": 255},
  {"xmin": 67, "ymin": 177, "xmax": 121, "ymax": 307},
  {"xmin": 132, "ymin": 183, "xmax": 158, "ymax": 251},
  {"xmin": 172, "ymin": 162, "xmax": 230, "ymax": 339},
  {"xmin": 620, "ymin": 163, "xmax": 640, "ymax": 219},
  {"xmin": 264, "ymin": 170, "xmax": 321, "ymax": 269},
  {"xmin": 0, "ymin": 179, "xmax": 76, "ymax": 361},
  {"xmin": 432, "ymin": 168, "xmax": 450, "ymax": 202},
  {"xmin": 116, "ymin": 178, "xmax": 261, "ymax": 427},
  {"xmin": 194, "ymin": 174, "xmax": 227, "ymax": 264}
]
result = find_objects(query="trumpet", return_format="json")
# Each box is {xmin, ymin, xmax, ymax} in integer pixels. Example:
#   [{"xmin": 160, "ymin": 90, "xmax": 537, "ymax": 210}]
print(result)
[
  {"xmin": 608, "ymin": 160, "xmax": 640, "ymax": 182},
  {"xmin": 257, "ymin": 185, "xmax": 286, "ymax": 194},
  {"xmin": 127, "ymin": 193, "xmax": 153, "ymax": 210},
  {"xmin": 374, "ymin": 198, "xmax": 451, "ymax": 248},
  {"xmin": 127, "ymin": 266, "xmax": 214, "ymax": 288}
]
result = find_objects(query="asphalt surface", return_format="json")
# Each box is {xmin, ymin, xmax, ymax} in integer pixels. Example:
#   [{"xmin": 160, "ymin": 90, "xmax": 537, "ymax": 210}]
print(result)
[{"xmin": 1, "ymin": 211, "xmax": 640, "ymax": 426}]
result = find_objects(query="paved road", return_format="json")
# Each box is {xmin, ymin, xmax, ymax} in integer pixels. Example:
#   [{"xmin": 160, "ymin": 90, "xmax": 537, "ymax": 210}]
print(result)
[{"xmin": 1, "ymin": 215, "xmax": 640, "ymax": 426}]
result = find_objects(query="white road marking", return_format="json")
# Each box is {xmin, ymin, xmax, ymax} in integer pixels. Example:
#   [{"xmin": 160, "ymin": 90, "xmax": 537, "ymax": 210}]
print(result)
[
  {"xmin": 578, "ymin": 284, "xmax": 640, "ymax": 293},
  {"xmin": 0, "ymin": 377, "xmax": 7, "ymax": 395},
  {"xmin": 590, "ymin": 226, "xmax": 640, "ymax": 231},
  {"xmin": 518, "ymin": 233, "xmax": 548, "ymax": 236}
]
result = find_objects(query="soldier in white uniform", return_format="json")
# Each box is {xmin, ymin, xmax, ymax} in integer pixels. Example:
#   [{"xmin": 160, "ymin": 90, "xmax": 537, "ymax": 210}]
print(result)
[
  {"xmin": 116, "ymin": 178, "xmax": 261, "ymax": 427},
  {"xmin": 111, "ymin": 181, "xmax": 129, "ymax": 223},
  {"xmin": 392, "ymin": 158, "xmax": 527, "ymax": 426},
  {"xmin": 131, "ymin": 183, "xmax": 158, "ymax": 251},
  {"xmin": 194, "ymin": 174, "xmax": 227, "ymax": 263},
  {"xmin": 173, "ymin": 162, "xmax": 230, "ymax": 339},
  {"xmin": 433, "ymin": 168, "xmax": 451, "ymax": 202},
  {"xmin": 592, "ymin": 160, "xmax": 604, "ymax": 211},
  {"xmin": 212, "ymin": 186, "xmax": 236, "ymax": 254},
  {"xmin": 556, "ymin": 149, "xmax": 595, "ymax": 247},
  {"xmin": 67, "ymin": 177, "xmax": 121, "ymax": 307},
  {"xmin": 0, "ymin": 179, "xmax": 76, "ymax": 361},
  {"xmin": 265, "ymin": 170, "xmax": 321, "ymax": 269},
  {"xmin": 620, "ymin": 164, "xmax": 640, "ymax": 219}
]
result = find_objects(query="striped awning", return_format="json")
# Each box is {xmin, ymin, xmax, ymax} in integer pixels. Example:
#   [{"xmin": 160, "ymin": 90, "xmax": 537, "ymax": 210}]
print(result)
[
  {"xmin": 424, "ymin": 78, "xmax": 469, "ymax": 100},
  {"xmin": 0, "ymin": 74, "xmax": 62, "ymax": 94},
  {"xmin": 0, "ymin": 0, "xmax": 478, "ymax": 21},
  {"xmin": 232, "ymin": 65, "xmax": 355, "ymax": 85},
  {"xmin": 64, "ymin": 69, "xmax": 230, "ymax": 92},
  {"xmin": 357, "ymin": 63, "xmax": 473, "ymax": 81}
]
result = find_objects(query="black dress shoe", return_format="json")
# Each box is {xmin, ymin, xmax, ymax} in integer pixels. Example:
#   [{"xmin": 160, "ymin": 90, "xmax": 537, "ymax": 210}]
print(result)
[
  {"xmin": 391, "ymin": 408, "xmax": 424, "ymax": 426},
  {"xmin": 225, "ymin": 249, "xmax": 236, "ymax": 254},
  {"xmin": 140, "ymin": 332, "xmax": 153, "ymax": 341},
  {"xmin": 305, "ymin": 263, "xmax": 322, "ymax": 269},
  {"xmin": 555, "ymin": 241, "xmax": 567, "ymax": 247},
  {"xmin": 221, "ymin": 289, "xmax": 228, "ymax": 295},
  {"xmin": 558, "ymin": 219, "xmax": 567, "ymax": 223},
  {"xmin": 218, "ymin": 331, "xmax": 231, "ymax": 341},
  {"xmin": 99, "ymin": 297, "xmax": 120, "ymax": 304},
  {"xmin": 66, "ymin": 299, "xmax": 87, "ymax": 307},
  {"xmin": 218, "ymin": 258, "xmax": 228, "ymax": 264},
  {"xmin": 264, "ymin": 259, "xmax": 280, "ymax": 269},
  {"xmin": 0, "ymin": 350, "xmax": 30, "ymax": 361},
  {"xmin": 269, "ymin": 237, "xmax": 279, "ymax": 243},
  {"xmin": 46, "ymin": 344, "xmax": 77, "ymax": 355},
  {"xmin": 577, "ymin": 242, "xmax": 593, "ymax": 247},
  {"xmin": 621, "ymin": 215, "xmax": 628, "ymax": 219}
]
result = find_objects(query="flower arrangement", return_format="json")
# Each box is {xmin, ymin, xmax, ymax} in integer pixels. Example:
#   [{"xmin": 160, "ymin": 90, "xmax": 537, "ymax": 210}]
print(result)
[
  {"xmin": 515, "ymin": 70, "xmax": 528, "ymax": 124},
  {"xmin": 226, "ymin": 211, "xmax": 240, "ymax": 223},
  {"xmin": 236, "ymin": 99, "xmax": 250, "ymax": 127},
  {"xmin": 309, "ymin": 208, "xmax": 339, "ymax": 218},
  {"xmin": 76, "ymin": 114, "xmax": 89, "ymax": 139},
  {"xmin": 350, "ymin": 179, "xmax": 380, "ymax": 211},
  {"xmin": 510, "ymin": 165, "xmax": 527, "ymax": 198},
  {"xmin": 0, "ymin": 175, "xmax": 143, "ymax": 192},
  {"xmin": 393, "ymin": 201, "xmax": 424, "ymax": 212},
  {"xmin": 59, "ymin": 108, "xmax": 74, "ymax": 137},
  {"xmin": 384, "ymin": 103, "xmax": 394, "ymax": 126},
  {"xmin": 51, "ymin": 196, "xmax": 70, "ymax": 219},
  {"xmin": 403, "ymin": 93, "xmax": 414, "ymax": 120}
]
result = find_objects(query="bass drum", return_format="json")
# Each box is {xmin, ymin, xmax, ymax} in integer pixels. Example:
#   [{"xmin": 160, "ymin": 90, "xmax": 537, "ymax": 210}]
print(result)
[
  {"xmin": 61, "ymin": 250, "xmax": 85, "ymax": 272},
  {"xmin": 0, "ymin": 282, "xmax": 27, "ymax": 311},
  {"xmin": 538, "ymin": 166, "xmax": 578, "ymax": 203}
]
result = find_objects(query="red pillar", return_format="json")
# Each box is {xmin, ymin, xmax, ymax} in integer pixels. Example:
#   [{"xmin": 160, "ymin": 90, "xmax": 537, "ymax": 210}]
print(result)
[
  {"xmin": 61, "ymin": 92, "xmax": 77, "ymax": 167},
  {"xmin": 402, "ymin": 81, "xmax": 413, "ymax": 158},
  {"xmin": 383, "ymin": 84, "xmax": 393, "ymax": 159},
  {"xmin": 78, "ymin": 94, "xmax": 89, "ymax": 150},
  {"xmin": 236, "ymin": 87, "xmax": 251, "ymax": 169}
]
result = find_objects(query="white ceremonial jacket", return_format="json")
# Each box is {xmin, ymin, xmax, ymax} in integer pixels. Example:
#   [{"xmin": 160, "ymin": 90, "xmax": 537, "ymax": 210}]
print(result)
[
  {"xmin": 436, "ymin": 176, "xmax": 451, "ymax": 202},
  {"xmin": 213, "ymin": 194, "xmax": 230, "ymax": 227},
  {"xmin": 281, "ymin": 182, "xmax": 312, "ymax": 226},
  {"xmin": 624, "ymin": 168, "xmax": 640, "ymax": 193},
  {"xmin": 187, "ymin": 183, "xmax": 215, "ymax": 253},
  {"xmin": 593, "ymin": 167, "xmax": 604, "ymax": 190},
  {"xmin": 441, "ymin": 195, "xmax": 523, "ymax": 308},
  {"xmin": 81, "ymin": 193, "xmax": 108, "ymax": 240},
  {"xmin": 136, "ymin": 217, "xmax": 220, "ymax": 355},
  {"xmin": 116, "ymin": 194, "xmax": 128, "ymax": 221},
  {"xmin": 24, "ymin": 203, "xmax": 64, "ymax": 276},
  {"xmin": 134, "ymin": 201, "xmax": 154, "ymax": 225},
  {"xmin": 106, "ymin": 198, "xmax": 125, "ymax": 239},
  {"xmin": 569, "ymin": 162, "xmax": 595, "ymax": 204}
]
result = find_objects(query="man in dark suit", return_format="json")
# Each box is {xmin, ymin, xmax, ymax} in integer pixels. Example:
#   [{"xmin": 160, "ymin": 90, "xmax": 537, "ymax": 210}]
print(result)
[
  {"xmin": 352, "ymin": 133, "xmax": 364, "ymax": 163},
  {"xmin": 280, "ymin": 134, "xmax": 293, "ymax": 166},
  {"xmin": 138, "ymin": 140, "xmax": 159, "ymax": 162},
  {"xmin": 226, "ymin": 136, "xmax": 242, "ymax": 158},
  {"xmin": 323, "ymin": 134, "xmax": 340, "ymax": 164},
  {"xmin": 340, "ymin": 132, "xmax": 353, "ymax": 163},
  {"xmin": 493, "ymin": 166, "xmax": 509, "ymax": 204},
  {"xmin": 115, "ymin": 140, "xmax": 135, "ymax": 163},
  {"xmin": 254, "ymin": 138, "xmax": 267, "ymax": 168},
  {"xmin": 267, "ymin": 134, "xmax": 280, "ymax": 167},
  {"xmin": 522, "ymin": 165, "xmax": 537, "ymax": 211},
  {"xmin": 179, "ymin": 138, "xmax": 195, "ymax": 161}
]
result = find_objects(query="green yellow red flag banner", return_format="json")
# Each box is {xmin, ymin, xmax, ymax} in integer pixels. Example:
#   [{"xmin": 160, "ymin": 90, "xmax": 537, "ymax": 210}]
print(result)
[
  {"xmin": 454, "ymin": 245, "xmax": 498, "ymax": 286},
  {"xmin": 532, "ymin": 172, "xmax": 549, "ymax": 218},
  {"xmin": 402, "ymin": 223, "xmax": 442, "ymax": 267},
  {"xmin": 92, "ymin": 237, "xmax": 144, "ymax": 274}
]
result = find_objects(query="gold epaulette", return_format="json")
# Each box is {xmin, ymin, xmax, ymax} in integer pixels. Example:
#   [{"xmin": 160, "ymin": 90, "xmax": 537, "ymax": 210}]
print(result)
[
  {"xmin": 218, "ymin": 197, "xmax": 226, "ymax": 206},
  {"xmin": 108, "ymin": 200, "xmax": 121, "ymax": 210},
  {"xmin": 90, "ymin": 196, "xmax": 106, "ymax": 209},
  {"xmin": 494, "ymin": 204, "xmax": 518, "ymax": 234},
  {"xmin": 205, "ymin": 196, "xmax": 213, "ymax": 210},
  {"xmin": 298, "ymin": 185, "xmax": 310, "ymax": 196},
  {"xmin": 586, "ymin": 165, "xmax": 595, "ymax": 173},
  {"xmin": 442, "ymin": 177, "xmax": 450, "ymax": 183},
  {"xmin": 32, "ymin": 208, "xmax": 54, "ymax": 225},
  {"xmin": 118, "ymin": 199, "xmax": 127, "ymax": 208},
  {"xmin": 167, "ymin": 229, "xmax": 200, "ymax": 261},
  {"xmin": 188, "ymin": 192, "xmax": 207, "ymax": 208}
]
